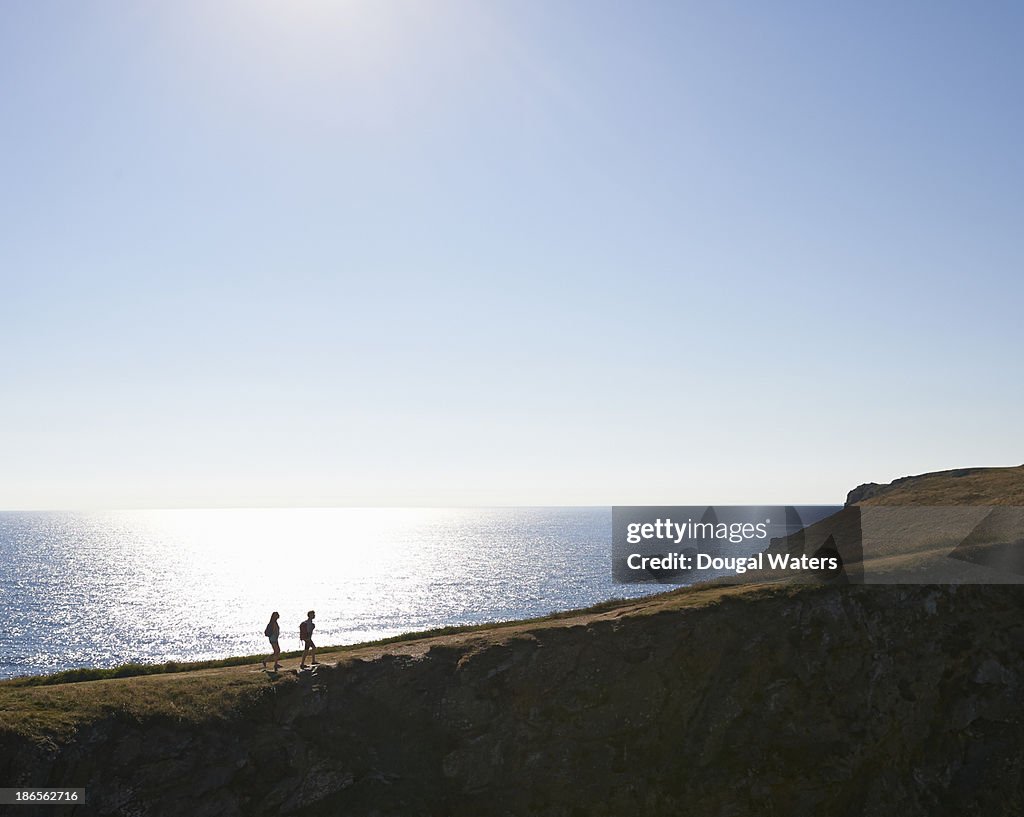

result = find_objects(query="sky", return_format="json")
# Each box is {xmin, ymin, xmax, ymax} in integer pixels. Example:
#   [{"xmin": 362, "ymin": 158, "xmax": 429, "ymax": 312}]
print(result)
[{"xmin": 1, "ymin": 1, "xmax": 1022, "ymax": 510}]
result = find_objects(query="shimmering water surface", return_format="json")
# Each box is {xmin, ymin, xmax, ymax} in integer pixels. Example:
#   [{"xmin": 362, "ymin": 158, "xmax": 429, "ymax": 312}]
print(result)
[{"xmin": 0, "ymin": 508, "xmax": 664, "ymax": 679}]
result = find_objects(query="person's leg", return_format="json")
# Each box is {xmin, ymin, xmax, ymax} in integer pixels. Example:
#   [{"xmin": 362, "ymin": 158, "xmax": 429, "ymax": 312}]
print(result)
[
  {"xmin": 300, "ymin": 640, "xmax": 310, "ymax": 667},
  {"xmin": 273, "ymin": 642, "xmax": 281, "ymax": 670},
  {"xmin": 311, "ymin": 641, "xmax": 317, "ymax": 664}
]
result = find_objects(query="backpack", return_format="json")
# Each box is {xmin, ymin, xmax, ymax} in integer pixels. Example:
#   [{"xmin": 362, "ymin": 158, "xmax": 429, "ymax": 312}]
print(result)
[
  {"xmin": 299, "ymin": 620, "xmax": 310, "ymax": 640},
  {"xmin": 264, "ymin": 623, "xmax": 273, "ymax": 637}
]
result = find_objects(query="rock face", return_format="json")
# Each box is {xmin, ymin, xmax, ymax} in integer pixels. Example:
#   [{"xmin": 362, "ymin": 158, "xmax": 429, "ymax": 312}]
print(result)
[
  {"xmin": 846, "ymin": 482, "xmax": 887, "ymax": 505},
  {"xmin": 4, "ymin": 584, "xmax": 1024, "ymax": 816}
]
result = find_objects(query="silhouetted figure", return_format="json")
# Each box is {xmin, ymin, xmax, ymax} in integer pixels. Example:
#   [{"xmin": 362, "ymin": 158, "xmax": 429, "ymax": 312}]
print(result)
[
  {"xmin": 299, "ymin": 610, "xmax": 317, "ymax": 668},
  {"xmin": 262, "ymin": 611, "xmax": 281, "ymax": 671}
]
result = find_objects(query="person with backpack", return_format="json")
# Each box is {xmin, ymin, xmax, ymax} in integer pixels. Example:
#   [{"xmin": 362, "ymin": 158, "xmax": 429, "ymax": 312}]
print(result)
[
  {"xmin": 299, "ymin": 610, "xmax": 317, "ymax": 668},
  {"xmin": 262, "ymin": 611, "xmax": 281, "ymax": 671}
]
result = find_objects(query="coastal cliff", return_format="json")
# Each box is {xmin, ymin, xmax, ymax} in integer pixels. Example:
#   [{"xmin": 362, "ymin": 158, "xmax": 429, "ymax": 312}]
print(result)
[{"xmin": 3, "ymin": 468, "xmax": 1024, "ymax": 816}]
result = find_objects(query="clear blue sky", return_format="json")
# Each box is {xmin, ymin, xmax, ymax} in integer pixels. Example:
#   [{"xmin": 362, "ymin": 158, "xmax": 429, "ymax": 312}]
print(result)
[{"xmin": 2, "ymin": 1, "xmax": 1022, "ymax": 509}]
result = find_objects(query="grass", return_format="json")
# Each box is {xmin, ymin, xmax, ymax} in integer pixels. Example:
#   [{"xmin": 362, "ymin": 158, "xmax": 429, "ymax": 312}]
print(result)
[
  {"xmin": 0, "ymin": 662, "xmax": 280, "ymax": 740},
  {"xmin": 855, "ymin": 465, "xmax": 1024, "ymax": 506}
]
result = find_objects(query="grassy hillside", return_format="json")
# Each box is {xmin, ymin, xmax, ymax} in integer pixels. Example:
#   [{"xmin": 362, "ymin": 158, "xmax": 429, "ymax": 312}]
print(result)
[{"xmin": 848, "ymin": 464, "xmax": 1024, "ymax": 506}]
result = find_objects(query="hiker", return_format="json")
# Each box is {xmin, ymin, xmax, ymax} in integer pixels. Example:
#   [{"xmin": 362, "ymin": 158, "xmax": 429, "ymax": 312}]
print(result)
[
  {"xmin": 299, "ymin": 610, "xmax": 317, "ymax": 668},
  {"xmin": 262, "ymin": 611, "xmax": 281, "ymax": 671}
]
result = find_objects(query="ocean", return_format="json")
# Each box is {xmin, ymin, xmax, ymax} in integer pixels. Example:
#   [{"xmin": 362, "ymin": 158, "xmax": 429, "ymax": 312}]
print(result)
[{"xmin": 0, "ymin": 507, "xmax": 665, "ymax": 679}]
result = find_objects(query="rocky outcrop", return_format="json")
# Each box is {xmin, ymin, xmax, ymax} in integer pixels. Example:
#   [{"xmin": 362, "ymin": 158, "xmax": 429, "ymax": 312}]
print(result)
[
  {"xmin": 846, "ymin": 482, "xmax": 887, "ymax": 505},
  {"xmin": 4, "ymin": 583, "xmax": 1024, "ymax": 816}
]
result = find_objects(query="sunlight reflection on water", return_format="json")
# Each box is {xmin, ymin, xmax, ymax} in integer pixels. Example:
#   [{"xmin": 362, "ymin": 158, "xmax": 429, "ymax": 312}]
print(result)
[{"xmin": 0, "ymin": 508, "xmax": 663, "ymax": 678}]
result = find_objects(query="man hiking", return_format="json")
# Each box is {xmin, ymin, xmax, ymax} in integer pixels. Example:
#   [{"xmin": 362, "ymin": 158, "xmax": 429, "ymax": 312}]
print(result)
[{"xmin": 299, "ymin": 610, "xmax": 317, "ymax": 668}]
